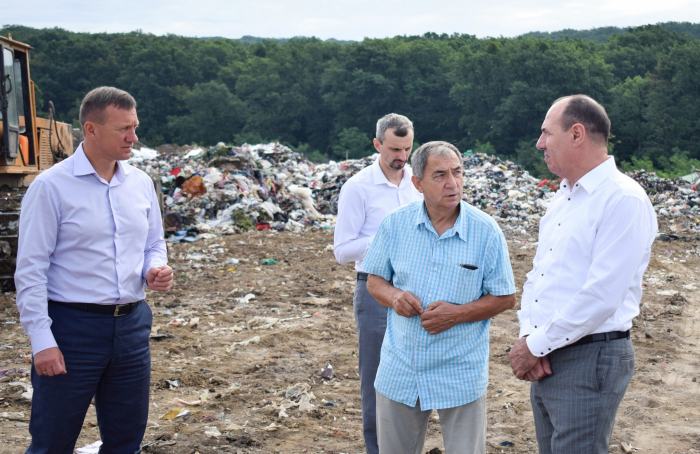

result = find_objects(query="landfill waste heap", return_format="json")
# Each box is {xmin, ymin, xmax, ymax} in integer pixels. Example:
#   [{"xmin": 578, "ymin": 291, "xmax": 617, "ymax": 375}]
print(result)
[{"xmin": 125, "ymin": 142, "xmax": 700, "ymax": 244}]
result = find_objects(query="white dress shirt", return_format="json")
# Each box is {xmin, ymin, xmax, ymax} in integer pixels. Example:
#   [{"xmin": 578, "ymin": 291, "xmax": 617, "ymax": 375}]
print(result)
[
  {"xmin": 15, "ymin": 144, "xmax": 167, "ymax": 355},
  {"xmin": 518, "ymin": 157, "xmax": 657, "ymax": 357},
  {"xmin": 334, "ymin": 157, "xmax": 423, "ymax": 272}
]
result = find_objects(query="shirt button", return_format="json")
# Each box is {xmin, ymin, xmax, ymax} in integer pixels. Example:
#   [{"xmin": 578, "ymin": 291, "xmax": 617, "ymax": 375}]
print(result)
[
  {"xmin": 117, "ymin": 259, "xmax": 121, "ymax": 264},
  {"xmin": 418, "ymin": 372, "xmax": 422, "ymax": 376},
  {"xmin": 534, "ymin": 325, "xmax": 537, "ymax": 328},
  {"xmin": 535, "ymin": 299, "xmax": 538, "ymax": 302},
  {"xmin": 428, "ymin": 294, "xmax": 432, "ymax": 298},
  {"xmin": 541, "ymin": 352, "xmax": 544, "ymax": 355},
  {"xmin": 119, "ymin": 285, "xmax": 122, "ymax": 289},
  {"xmin": 558, "ymin": 223, "xmax": 561, "ymax": 226},
  {"xmin": 115, "ymin": 233, "xmax": 120, "ymax": 238},
  {"xmin": 433, "ymin": 268, "xmax": 437, "ymax": 272},
  {"xmin": 548, "ymin": 348, "xmax": 551, "ymax": 351}
]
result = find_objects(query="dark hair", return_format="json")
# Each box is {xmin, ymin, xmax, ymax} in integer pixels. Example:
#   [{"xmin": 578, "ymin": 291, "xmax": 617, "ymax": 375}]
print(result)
[
  {"xmin": 554, "ymin": 95, "xmax": 610, "ymax": 143},
  {"xmin": 376, "ymin": 113, "xmax": 413, "ymax": 143},
  {"xmin": 79, "ymin": 86, "xmax": 137, "ymax": 131}
]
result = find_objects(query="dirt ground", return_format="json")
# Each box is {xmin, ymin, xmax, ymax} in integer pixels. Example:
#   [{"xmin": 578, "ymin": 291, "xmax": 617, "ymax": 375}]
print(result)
[{"xmin": 1, "ymin": 218, "xmax": 699, "ymax": 454}]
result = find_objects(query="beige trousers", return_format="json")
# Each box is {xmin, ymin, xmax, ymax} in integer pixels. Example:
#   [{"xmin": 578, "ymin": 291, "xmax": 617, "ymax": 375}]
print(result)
[{"xmin": 375, "ymin": 391, "xmax": 486, "ymax": 454}]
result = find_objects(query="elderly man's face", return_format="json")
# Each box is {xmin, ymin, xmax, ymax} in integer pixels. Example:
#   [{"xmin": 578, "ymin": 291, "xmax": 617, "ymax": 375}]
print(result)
[
  {"xmin": 414, "ymin": 152, "xmax": 463, "ymax": 211},
  {"xmin": 91, "ymin": 105, "xmax": 139, "ymax": 162},
  {"xmin": 536, "ymin": 101, "xmax": 571, "ymax": 178},
  {"xmin": 375, "ymin": 128, "xmax": 414, "ymax": 171}
]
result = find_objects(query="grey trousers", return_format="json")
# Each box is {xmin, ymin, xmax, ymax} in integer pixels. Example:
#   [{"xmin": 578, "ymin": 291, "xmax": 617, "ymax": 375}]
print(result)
[
  {"xmin": 531, "ymin": 337, "xmax": 635, "ymax": 454},
  {"xmin": 376, "ymin": 391, "xmax": 486, "ymax": 454},
  {"xmin": 353, "ymin": 278, "xmax": 388, "ymax": 454}
]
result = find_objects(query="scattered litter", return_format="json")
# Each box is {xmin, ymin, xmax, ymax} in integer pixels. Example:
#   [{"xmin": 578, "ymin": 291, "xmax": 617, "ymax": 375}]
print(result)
[
  {"xmin": 656, "ymin": 290, "xmax": 679, "ymax": 296},
  {"xmin": 247, "ymin": 316, "xmax": 279, "ymax": 330},
  {"xmin": 204, "ymin": 426, "xmax": 222, "ymax": 438},
  {"xmin": 75, "ymin": 440, "xmax": 103, "ymax": 454},
  {"xmin": 164, "ymin": 379, "xmax": 180, "ymax": 389},
  {"xmin": 9, "ymin": 381, "xmax": 33, "ymax": 401},
  {"xmin": 301, "ymin": 297, "xmax": 331, "ymax": 306},
  {"xmin": 262, "ymin": 258, "xmax": 277, "ymax": 265},
  {"xmin": 0, "ymin": 412, "xmax": 26, "ymax": 421},
  {"xmin": 227, "ymin": 335, "xmax": 261, "ymax": 351},
  {"xmin": 321, "ymin": 364, "xmax": 334, "ymax": 379},
  {"xmin": 161, "ymin": 408, "xmax": 195, "ymax": 420},
  {"xmin": 174, "ymin": 397, "xmax": 203, "ymax": 407},
  {"xmin": 235, "ymin": 293, "xmax": 256, "ymax": 305}
]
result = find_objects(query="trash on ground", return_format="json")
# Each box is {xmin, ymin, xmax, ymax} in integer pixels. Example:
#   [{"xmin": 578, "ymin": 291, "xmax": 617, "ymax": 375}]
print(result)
[{"xmin": 75, "ymin": 440, "xmax": 102, "ymax": 454}]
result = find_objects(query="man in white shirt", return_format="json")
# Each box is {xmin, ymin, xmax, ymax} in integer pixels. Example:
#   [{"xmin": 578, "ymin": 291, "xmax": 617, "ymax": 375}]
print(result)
[
  {"xmin": 15, "ymin": 87, "xmax": 173, "ymax": 454},
  {"xmin": 334, "ymin": 113, "xmax": 423, "ymax": 454},
  {"xmin": 509, "ymin": 95, "xmax": 657, "ymax": 454}
]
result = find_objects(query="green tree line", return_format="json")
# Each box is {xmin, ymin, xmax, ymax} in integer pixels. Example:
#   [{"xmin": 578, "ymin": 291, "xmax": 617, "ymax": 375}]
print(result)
[{"xmin": 3, "ymin": 23, "xmax": 700, "ymax": 177}]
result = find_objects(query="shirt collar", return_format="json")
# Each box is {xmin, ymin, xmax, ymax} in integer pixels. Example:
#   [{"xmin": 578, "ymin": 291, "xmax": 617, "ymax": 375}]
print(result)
[
  {"xmin": 415, "ymin": 200, "xmax": 468, "ymax": 243},
  {"xmin": 72, "ymin": 142, "xmax": 133, "ymax": 183},
  {"xmin": 563, "ymin": 156, "xmax": 617, "ymax": 194},
  {"xmin": 371, "ymin": 157, "xmax": 413, "ymax": 188}
]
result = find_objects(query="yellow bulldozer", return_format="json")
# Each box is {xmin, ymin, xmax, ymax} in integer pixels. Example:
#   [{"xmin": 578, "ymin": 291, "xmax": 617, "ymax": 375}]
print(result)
[{"xmin": 0, "ymin": 34, "xmax": 73, "ymax": 288}]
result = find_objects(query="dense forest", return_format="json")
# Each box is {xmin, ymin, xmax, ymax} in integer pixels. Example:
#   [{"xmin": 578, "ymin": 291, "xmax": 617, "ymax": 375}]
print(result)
[{"xmin": 3, "ymin": 22, "xmax": 700, "ymax": 177}]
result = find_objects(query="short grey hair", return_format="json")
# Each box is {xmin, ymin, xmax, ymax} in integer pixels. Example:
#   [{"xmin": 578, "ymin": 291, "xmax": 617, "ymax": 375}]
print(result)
[
  {"xmin": 79, "ymin": 86, "xmax": 137, "ymax": 131},
  {"xmin": 411, "ymin": 141, "xmax": 462, "ymax": 179},
  {"xmin": 376, "ymin": 113, "xmax": 413, "ymax": 144}
]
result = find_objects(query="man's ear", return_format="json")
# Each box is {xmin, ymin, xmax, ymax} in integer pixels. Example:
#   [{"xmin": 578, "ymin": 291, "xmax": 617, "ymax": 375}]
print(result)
[
  {"xmin": 83, "ymin": 121, "xmax": 97, "ymax": 140},
  {"xmin": 373, "ymin": 138, "xmax": 381, "ymax": 153},
  {"xmin": 412, "ymin": 175, "xmax": 424, "ymax": 193},
  {"xmin": 571, "ymin": 123, "xmax": 586, "ymax": 148}
]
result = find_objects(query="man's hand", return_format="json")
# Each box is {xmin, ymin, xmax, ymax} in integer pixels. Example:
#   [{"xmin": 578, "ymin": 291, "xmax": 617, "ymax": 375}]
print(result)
[
  {"xmin": 34, "ymin": 347, "xmax": 66, "ymax": 377},
  {"xmin": 420, "ymin": 301, "xmax": 462, "ymax": 335},
  {"xmin": 522, "ymin": 356, "xmax": 552, "ymax": 382},
  {"xmin": 391, "ymin": 290, "xmax": 423, "ymax": 318},
  {"xmin": 508, "ymin": 336, "xmax": 540, "ymax": 380},
  {"xmin": 146, "ymin": 265, "xmax": 173, "ymax": 292}
]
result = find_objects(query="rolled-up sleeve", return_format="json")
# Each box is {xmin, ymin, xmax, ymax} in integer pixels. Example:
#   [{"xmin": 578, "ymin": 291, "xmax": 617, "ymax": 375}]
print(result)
[{"xmin": 15, "ymin": 180, "xmax": 60, "ymax": 355}]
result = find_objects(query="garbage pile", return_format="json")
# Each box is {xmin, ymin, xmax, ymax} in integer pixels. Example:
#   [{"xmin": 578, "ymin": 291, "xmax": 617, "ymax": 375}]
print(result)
[
  {"xmin": 131, "ymin": 142, "xmax": 341, "ymax": 242},
  {"xmin": 128, "ymin": 143, "xmax": 700, "ymax": 243},
  {"xmin": 628, "ymin": 170, "xmax": 700, "ymax": 219}
]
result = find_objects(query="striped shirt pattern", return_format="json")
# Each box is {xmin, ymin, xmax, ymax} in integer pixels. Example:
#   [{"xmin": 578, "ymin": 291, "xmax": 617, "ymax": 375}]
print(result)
[{"xmin": 363, "ymin": 200, "xmax": 515, "ymax": 410}]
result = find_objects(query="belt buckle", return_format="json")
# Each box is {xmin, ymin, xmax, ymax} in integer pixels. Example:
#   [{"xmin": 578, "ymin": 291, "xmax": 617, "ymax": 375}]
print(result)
[{"xmin": 114, "ymin": 304, "xmax": 128, "ymax": 317}]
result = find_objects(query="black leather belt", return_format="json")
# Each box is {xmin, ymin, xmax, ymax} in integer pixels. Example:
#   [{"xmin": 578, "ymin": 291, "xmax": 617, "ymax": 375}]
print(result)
[
  {"xmin": 565, "ymin": 330, "xmax": 630, "ymax": 349},
  {"xmin": 49, "ymin": 300, "xmax": 142, "ymax": 317},
  {"xmin": 357, "ymin": 272, "xmax": 368, "ymax": 281}
]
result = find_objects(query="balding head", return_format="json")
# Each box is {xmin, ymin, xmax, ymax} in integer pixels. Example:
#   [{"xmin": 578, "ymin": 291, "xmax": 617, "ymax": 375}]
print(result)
[{"xmin": 553, "ymin": 95, "xmax": 610, "ymax": 145}]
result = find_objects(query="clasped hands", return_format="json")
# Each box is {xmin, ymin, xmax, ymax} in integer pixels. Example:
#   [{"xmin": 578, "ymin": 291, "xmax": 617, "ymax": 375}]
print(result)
[
  {"xmin": 390, "ymin": 289, "xmax": 462, "ymax": 335},
  {"xmin": 508, "ymin": 336, "xmax": 552, "ymax": 382}
]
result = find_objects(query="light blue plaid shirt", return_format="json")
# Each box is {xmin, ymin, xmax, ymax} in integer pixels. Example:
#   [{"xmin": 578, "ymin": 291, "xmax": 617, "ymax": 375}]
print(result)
[{"xmin": 363, "ymin": 200, "xmax": 515, "ymax": 410}]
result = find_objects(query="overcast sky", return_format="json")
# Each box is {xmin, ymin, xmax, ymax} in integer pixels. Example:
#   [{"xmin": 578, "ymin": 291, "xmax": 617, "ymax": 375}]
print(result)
[{"xmin": 6, "ymin": 0, "xmax": 700, "ymax": 41}]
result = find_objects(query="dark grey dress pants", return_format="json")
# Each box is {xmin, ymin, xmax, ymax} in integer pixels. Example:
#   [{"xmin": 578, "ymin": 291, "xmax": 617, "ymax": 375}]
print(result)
[
  {"xmin": 531, "ymin": 337, "xmax": 635, "ymax": 454},
  {"xmin": 353, "ymin": 277, "xmax": 388, "ymax": 454}
]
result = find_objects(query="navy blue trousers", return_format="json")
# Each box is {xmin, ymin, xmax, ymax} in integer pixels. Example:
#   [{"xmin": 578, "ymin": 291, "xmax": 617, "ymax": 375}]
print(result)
[
  {"xmin": 26, "ymin": 301, "xmax": 152, "ymax": 454},
  {"xmin": 353, "ymin": 278, "xmax": 388, "ymax": 454}
]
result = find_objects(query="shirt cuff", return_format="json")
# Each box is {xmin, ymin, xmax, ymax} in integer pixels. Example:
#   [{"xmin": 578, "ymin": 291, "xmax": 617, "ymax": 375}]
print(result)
[
  {"xmin": 525, "ymin": 329, "xmax": 553, "ymax": 358},
  {"xmin": 517, "ymin": 312, "xmax": 532, "ymax": 338},
  {"xmin": 31, "ymin": 328, "xmax": 58, "ymax": 356}
]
